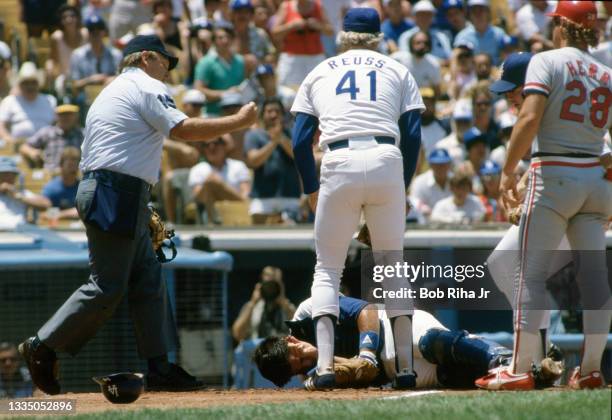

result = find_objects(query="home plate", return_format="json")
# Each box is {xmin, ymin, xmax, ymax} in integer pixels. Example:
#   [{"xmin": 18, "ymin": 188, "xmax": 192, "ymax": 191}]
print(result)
[{"xmin": 380, "ymin": 390, "xmax": 443, "ymax": 400}]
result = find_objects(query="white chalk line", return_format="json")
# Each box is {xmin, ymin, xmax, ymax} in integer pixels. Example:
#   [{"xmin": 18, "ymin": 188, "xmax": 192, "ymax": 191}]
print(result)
[{"xmin": 379, "ymin": 390, "xmax": 443, "ymax": 400}]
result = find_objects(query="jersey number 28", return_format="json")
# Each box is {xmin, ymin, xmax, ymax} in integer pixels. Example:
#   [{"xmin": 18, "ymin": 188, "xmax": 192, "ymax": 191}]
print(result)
[
  {"xmin": 560, "ymin": 80, "xmax": 612, "ymax": 128},
  {"xmin": 335, "ymin": 70, "xmax": 377, "ymax": 101}
]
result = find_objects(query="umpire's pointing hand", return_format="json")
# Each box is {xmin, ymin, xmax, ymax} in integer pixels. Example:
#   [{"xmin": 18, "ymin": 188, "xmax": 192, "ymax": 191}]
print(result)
[{"xmin": 237, "ymin": 102, "xmax": 258, "ymax": 129}]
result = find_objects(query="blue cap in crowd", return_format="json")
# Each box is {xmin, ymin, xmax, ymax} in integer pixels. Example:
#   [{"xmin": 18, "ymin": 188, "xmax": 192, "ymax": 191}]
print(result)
[
  {"xmin": 231, "ymin": 0, "xmax": 253, "ymax": 11},
  {"xmin": 428, "ymin": 148, "xmax": 452, "ymax": 165},
  {"xmin": 442, "ymin": 0, "xmax": 463, "ymax": 11},
  {"xmin": 343, "ymin": 8, "xmax": 381, "ymax": 34},
  {"xmin": 463, "ymin": 127, "xmax": 488, "ymax": 148},
  {"xmin": 499, "ymin": 34, "xmax": 519, "ymax": 49},
  {"xmin": 480, "ymin": 160, "xmax": 501, "ymax": 176},
  {"xmin": 256, "ymin": 64, "xmax": 274, "ymax": 77},
  {"xmin": 123, "ymin": 35, "xmax": 179, "ymax": 70},
  {"xmin": 85, "ymin": 15, "xmax": 107, "ymax": 31},
  {"xmin": 0, "ymin": 156, "xmax": 19, "ymax": 174},
  {"xmin": 490, "ymin": 52, "xmax": 533, "ymax": 94}
]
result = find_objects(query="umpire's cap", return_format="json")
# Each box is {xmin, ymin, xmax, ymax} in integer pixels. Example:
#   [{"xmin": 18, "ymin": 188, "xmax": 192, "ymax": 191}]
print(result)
[
  {"xmin": 93, "ymin": 372, "xmax": 144, "ymax": 404},
  {"xmin": 123, "ymin": 35, "xmax": 179, "ymax": 70},
  {"xmin": 490, "ymin": 52, "xmax": 533, "ymax": 94}
]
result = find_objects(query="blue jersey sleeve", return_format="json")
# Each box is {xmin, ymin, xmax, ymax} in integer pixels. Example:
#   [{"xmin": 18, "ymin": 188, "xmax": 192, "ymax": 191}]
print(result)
[
  {"xmin": 399, "ymin": 109, "xmax": 422, "ymax": 188},
  {"xmin": 292, "ymin": 112, "xmax": 320, "ymax": 194}
]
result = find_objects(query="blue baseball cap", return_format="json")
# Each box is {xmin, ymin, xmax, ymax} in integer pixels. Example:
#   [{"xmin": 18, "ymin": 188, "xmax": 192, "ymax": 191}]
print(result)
[
  {"xmin": 428, "ymin": 148, "xmax": 452, "ymax": 165},
  {"xmin": 231, "ymin": 0, "xmax": 253, "ymax": 11},
  {"xmin": 480, "ymin": 160, "xmax": 501, "ymax": 176},
  {"xmin": 343, "ymin": 8, "xmax": 381, "ymax": 34},
  {"xmin": 442, "ymin": 0, "xmax": 463, "ymax": 11},
  {"xmin": 0, "ymin": 156, "xmax": 19, "ymax": 174},
  {"xmin": 123, "ymin": 35, "xmax": 179, "ymax": 70},
  {"xmin": 85, "ymin": 15, "xmax": 107, "ymax": 31},
  {"xmin": 490, "ymin": 52, "xmax": 533, "ymax": 94},
  {"xmin": 463, "ymin": 127, "xmax": 488, "ymax": 148},
  {"xmin": 499, "ymin": 34, "xmax": 519, "ymax": 49},
  {"xmin": 256, "ymin": 63, "xmax": 274, "ymax": 76}
]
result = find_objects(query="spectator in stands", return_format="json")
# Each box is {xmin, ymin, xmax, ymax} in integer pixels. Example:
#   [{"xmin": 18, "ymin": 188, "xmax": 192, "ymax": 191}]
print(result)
[
  {"xmin": 108, "ymin": 0, "xmax": 154, "ymax": 40},
  {"xmin": 70, "ymin": 16, "xmax": 122, "ymax": 96},
  {"xmin": 461, "ymin": 126, "xmax": 489, "ymax": 193},
  {"xmin": 0, "ymin": 342, "xmax": 32, "ymax": 398},
  {"xmin": 219, "ymin": 92, "xmax": 250, "ymax": 160},
  {"xmin": 184, "ymin": 21, "xmax": 214, "ymax": 85},
  {"xmin": 0, "ymin": 62, "xmax": 56, "ymax": 144},
  {"xmin": 430, "ymin": 169, "xmax": 485, "ymax": 224},
  {"xmin": 398, "ymin": 1, "xmax": 452, "ymax": 61},
  {"xmin": 418, "ymin": 87, "xmax": 449, "ymax": 157},
  {"xmin": 515, "ymin": 0, "xmax": 554, "ymax": 51},
  {"xmin": 453, "ymin": 0, "xmax": 507, "ymax": 65},
  {"xmin": 0, "ymin": 156, "xmax": 51, "ymax": 230},
  {"xmin": 231, "ymin": 0, "xmax": 276, "ymax": 63},
  {"xmin": 232, "ymin": 266, "xmax": 296, "ymax": 342},
  {"xmin": 392, "ymin": 31, "xmax": 441, "ymax": 95},
  {"xmin": 0, "ymin": 56, "xmax": 11, "ymax": 99},
  {"xmin": 48, "ymin": 5, "xmax": 88, "ymax": 84},
  {"xmin": 81, "ymin": 0, "xmax": 113, "ymax": 22},
  {"xmin": 382, "ymin": 0, "xmax": 414, "ymax": 53},
  {"xmin": 447, "ymin": 41, "xmax": 476, "ymax": 100},
  {"xmin": 161, "ymin": 90, "xmax": 202, "ymax": 223},
  {"xmin": 474, "ymin": 53, "xmax": 494, "ymax": 83},
  {"xmin": 441, "ymin": 0, "xmax": 468, "ymax": 43},
  {"xmin": 489, "ymin": 112, "xmax": 516, "ymax": 167},
  {"xmin": 40, "ymin": 146, "xmax": 81, "ymax": 223},
  {"xmin": 188, "ymin": 136, "xmax": 251, "ymax": 224},
  {"xmin": 244, "ymin": 97, "xmax": 301, "ymax": 224},
  {"xmin": 253, "ymin": 2, "xmax": 273, "ymax": 32},
  {"xmin": 194, "ymin": 23, "xmax": 247, "ymax": 116},
  {"xmin": 478, "ymin": 160, "xmax": 504, "ymax": 222},
  {"xmin": 21, "ymin": 0, "xmax": 66, "ymax": 37},
  {"xmin": 437, "ymin": 98, "xmax": 472, "ymax": 166},
  {"xmin": 272, "ymin": 0, "xmax": 333, "ymax": 88},
  {"xmin": 152, "ymin": 0, "xmax": 186, "ymax": 51},
  {"xmin": 410, "ymin": 148, "xmax": 453, "ymax": 220},
  {"xmin": 470, "ymin": 81, "xmax": 499, "ymax": 149},
  {"xmin": 319, "ymin": 0, "xmax": 351, "ymax": 57},
  {"xmin": 253, "ymin": 64, "xmax": 296, "ymax": 111},
  {"xmin": 19, "ymin": 104, "xmax": 83, "ymax": 172}
]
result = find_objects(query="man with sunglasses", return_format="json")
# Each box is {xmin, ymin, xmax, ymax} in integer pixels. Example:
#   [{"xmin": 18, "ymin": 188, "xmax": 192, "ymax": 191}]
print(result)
[{"xmin": 18, "ymin": 35, "xmax": 257, "ymax": 395}]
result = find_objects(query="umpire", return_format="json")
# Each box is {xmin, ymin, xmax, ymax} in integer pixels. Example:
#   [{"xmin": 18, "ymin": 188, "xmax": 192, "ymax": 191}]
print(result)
[{"xmin": 18, "ymin": 35, "xmax": 257, "ymax": 394}]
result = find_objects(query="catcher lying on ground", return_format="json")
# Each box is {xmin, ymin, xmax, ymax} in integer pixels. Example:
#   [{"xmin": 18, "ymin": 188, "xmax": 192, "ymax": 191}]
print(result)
[{"xmin": 254, "ymin": 296, "xmax": 563, "ymax": 389}]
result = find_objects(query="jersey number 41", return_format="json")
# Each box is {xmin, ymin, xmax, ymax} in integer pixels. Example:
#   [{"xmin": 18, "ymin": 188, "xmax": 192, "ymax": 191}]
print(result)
[{"xmin": 336, "ymin": 70, "xmax": 377, "ymax": 101}]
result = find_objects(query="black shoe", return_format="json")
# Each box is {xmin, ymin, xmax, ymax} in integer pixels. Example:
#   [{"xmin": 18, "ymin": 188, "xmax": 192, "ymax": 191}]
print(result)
[
  {"xmin": 18, "ymin": 336, "xmax": 60, "ymax": 395},
  {"xmin": 146, "ymin": 364, "xmax": 205, "ymax": 392},
  {"xmin": 392, "ymin": 372, "xmax": 417, "ymax": 390},
  {"xmin": 303, "ymin": 372, "xmax": 336, "ymax": 391}
]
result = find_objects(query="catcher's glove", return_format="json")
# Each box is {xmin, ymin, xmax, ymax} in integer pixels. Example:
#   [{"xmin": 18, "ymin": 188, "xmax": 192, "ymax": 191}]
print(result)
[
  {"xmin": 148, "ymin": 205, "xmax": 177, "ymax": 263},
  {"xmin": 532, "ymin": 344, "xmax": 565, "ymax": 388},
  {"xmin": 356, "ymin": 224, "xmax": 371, "ymax": 247},
  {"xmin": 333, "ymin": 356, "xmax": 379, "ymax": 388}
]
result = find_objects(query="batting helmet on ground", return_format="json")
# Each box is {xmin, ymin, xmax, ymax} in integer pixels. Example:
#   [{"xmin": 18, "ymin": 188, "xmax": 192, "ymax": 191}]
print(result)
[
  {"xmin": 92, "ymin": 372, "xmax": 144, "ymax": 404},
  {"xmin": 547, "ymin": 1, "xmax": 597, "ymax": 29}
]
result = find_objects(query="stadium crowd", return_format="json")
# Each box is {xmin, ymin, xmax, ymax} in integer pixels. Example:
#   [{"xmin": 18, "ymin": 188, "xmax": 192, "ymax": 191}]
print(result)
[{"xmin": 0, "ymin": 0, "xmax": 610, "ymax": 229}]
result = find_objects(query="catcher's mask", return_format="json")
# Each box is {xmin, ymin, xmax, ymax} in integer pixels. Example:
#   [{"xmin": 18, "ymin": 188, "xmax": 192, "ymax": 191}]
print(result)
[{"xmin": 92, "ymin": 372, "xmax": 144, "ymax": 404}]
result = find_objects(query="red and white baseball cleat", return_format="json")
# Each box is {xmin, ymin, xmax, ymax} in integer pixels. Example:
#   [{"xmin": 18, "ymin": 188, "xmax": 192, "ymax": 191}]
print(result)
[
  {"xmin": 568, "ymin": 367, "xmax": 605, "ymax": 389},
  {"xmin": 475, "ymin": 366, "xmax": 535, "ymax": 391}
]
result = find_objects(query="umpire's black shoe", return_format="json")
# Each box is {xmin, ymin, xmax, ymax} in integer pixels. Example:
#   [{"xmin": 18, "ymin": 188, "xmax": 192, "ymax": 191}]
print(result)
[
  {"xmin": 392, "ymin": 372, "xmax": 417, "ymax": 390},
  {"xmin": 18, "ymin": 336, "xmax": 61, "ymax": 395},
  {"xmin": 146, "ymin": 364, "xmax": 205, "ymax": 392}
]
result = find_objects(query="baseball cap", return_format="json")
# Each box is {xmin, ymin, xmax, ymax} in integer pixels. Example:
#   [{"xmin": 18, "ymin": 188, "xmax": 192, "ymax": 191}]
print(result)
[
  {"xmin": 413, "ymin": 0, "xmax": 436, "ymax": 14},
  {"xmin": 442, "ymin": 0, "xmax": 463, "ymax": 11},
  {"xmin": 255, "ymin": 63, "xmax": 274, "ymax": 77},
  {"xmin": 17, "ymin": 61, "xmax": 41, "ymax": 84},
  {"xmin": 547, "ymin": 0, "xmax": 597, "ymax": 29},
  {"xmin": 490, "ymin": 52, "xmax": 533, "ymax": 94},
  {"xmin": 453, "ymin": 98, "xmax": 473, "ymax": 121},
  {"xmin": 419, "ymin": 87, "xmax": 436, "ymax": 99},
  {"xmin": 231, "ymin": 0, "xmax": 253, "ymax": 11},
  {"xmin": 182, "ymin": 89, "xmax": 206, "ymax": 106},
  {"xmin": 480, "ymin": 160, "xmax": 501, "ymax": 176},
  {"xmin": 123, "ymin": 35, "xmax": 179, "ymax": 70},
  {"xmin": 467, "ymin": 0, "xmax": 489, "ymax": 8},
  {"xmin": 0, "ymin": 156, "xmax": 19, "ymax": 174},
  {"xmin": 428, "ymin": 148, "xmax": 452, "ymax": 164},
  {"xmin": 499, "ymin": 34, "xmax": 518, "ymax": 49},
  {"xmin": 220, "ymin": 91, "xmax": 244, "ymax": 108},
  {"xmin": 343, "ymin": 8, "xmax": 381, "ymax": 34},
  {"xmin": 463, "ymin": 127, "xmax": 488, "ymax": 147},
  {"xmin": 85, "ymin": 15, "xmax": 107, "ymax": 31},
  {"xmin": 56, "ymin": 104, "xmax": 80, "ymax": 114},
  {"xmin": 454, "ymin": 40, "xmax": 475, "ymax": 52}
]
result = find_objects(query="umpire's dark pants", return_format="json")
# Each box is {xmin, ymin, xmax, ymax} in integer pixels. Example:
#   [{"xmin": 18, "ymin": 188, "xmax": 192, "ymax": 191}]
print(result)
[{"xmin": 37, "ymin": 170, "xmax": 178, "ymax": 358}]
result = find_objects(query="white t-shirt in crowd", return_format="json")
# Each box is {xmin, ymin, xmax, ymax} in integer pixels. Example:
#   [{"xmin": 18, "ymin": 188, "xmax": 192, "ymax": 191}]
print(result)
[
  {"xmin": 0, "ymin": 190, "xmax": 35, "ymax": 229},
  {"xmin": 188, "ymin": 158, "xmax": 251, "ymax": 193},
  {"xmin": 430, "ymin": 194, "xmax": 486, "ymax": 224},
  {"xmin": 515, "ymin": 1, "xmax": 554, "ymax": 41},
  {"xmin": 0, "ymin": 94, "xmax": 56, "ymax": 139},
  {"xmin": 409, "ymin": 170, "xmax": 452, "ymax": 217}
]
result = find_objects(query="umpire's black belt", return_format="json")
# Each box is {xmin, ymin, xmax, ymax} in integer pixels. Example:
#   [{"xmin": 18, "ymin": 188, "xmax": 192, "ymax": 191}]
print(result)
[
  {"xmin": 328, "ymin": 136, "xmax": 395, "ymax": 151},
  {"xmin": 83, "ymin": 169, "xmax": 152, "ymax": 193}
]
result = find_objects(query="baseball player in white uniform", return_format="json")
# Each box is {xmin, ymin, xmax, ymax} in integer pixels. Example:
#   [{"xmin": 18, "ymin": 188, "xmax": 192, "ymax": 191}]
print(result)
[
  {"xmin": 291, "ymin": 8, "xmax": 424, "ymax": 390},
  {"xmin": 478, "ymin": 1, "xmax": 612, "ymax": 390}
]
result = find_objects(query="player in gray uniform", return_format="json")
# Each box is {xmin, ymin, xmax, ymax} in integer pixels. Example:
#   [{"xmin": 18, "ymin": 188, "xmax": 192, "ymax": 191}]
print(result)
[
  {"xmin": 18, "ymin": 35, "xmax": 257, "ymax": 395},
  {"xmin": 478, "ymin": 1, "xmax": 612, "ymax": 390}
]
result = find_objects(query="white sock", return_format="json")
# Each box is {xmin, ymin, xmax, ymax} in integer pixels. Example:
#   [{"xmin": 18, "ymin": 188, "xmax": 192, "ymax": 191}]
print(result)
[
  {"xmin": 315, "ymin": 315, "xmax": 335, "ymax": 375},
  {"xmin": 391, "ymin": 315, "xmax": 414, "ymax": 375},
  {"xmin": 511, "ymin": 330, "xmax": 539, "ymax": 374},
  {"xmin": 581, "ymin": 309, "xmax": 612, "ymax": 374}
]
